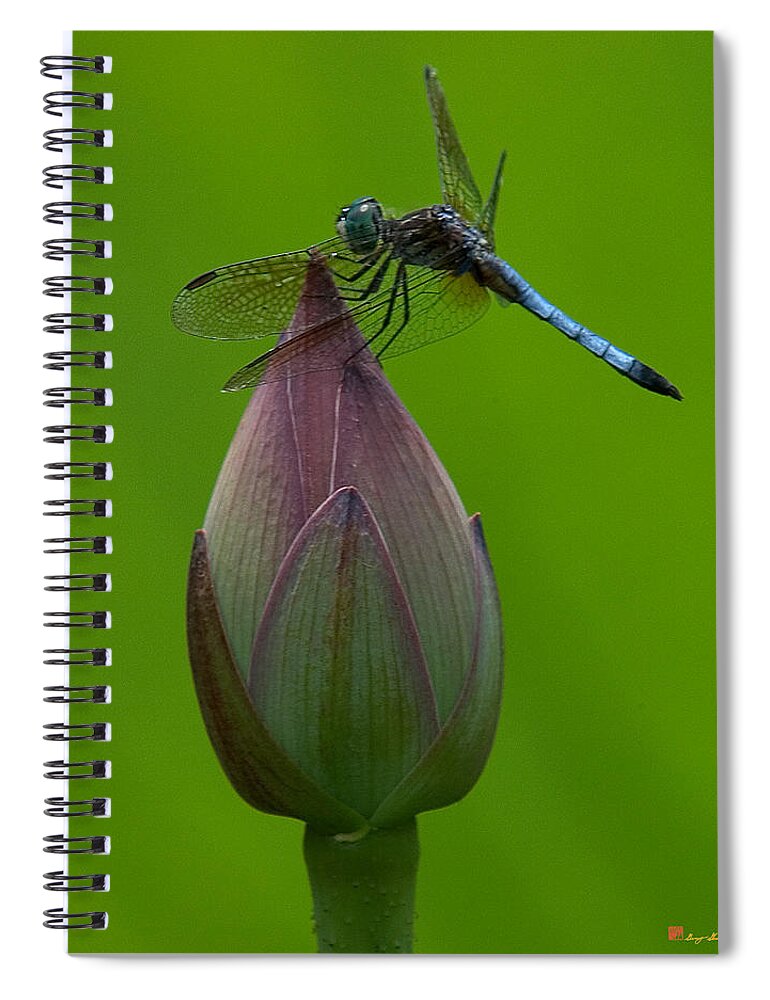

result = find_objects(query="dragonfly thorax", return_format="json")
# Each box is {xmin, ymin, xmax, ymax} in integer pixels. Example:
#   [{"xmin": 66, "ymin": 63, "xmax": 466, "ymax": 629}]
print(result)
[{"xmin": 336, "ymin": 197, "xmax": 386, "ymax": 256}]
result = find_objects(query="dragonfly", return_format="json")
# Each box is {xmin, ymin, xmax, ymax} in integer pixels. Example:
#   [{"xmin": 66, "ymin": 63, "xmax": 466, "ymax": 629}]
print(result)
[{"xmin": 172, "ymin": 67, "xmax": 682, "ymax": 400}]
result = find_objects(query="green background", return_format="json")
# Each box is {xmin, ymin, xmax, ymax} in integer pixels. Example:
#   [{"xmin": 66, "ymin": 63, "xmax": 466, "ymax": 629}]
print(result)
[{"xmin": 68, "ymin": 31, "xmax": 715, "ymax": 953}]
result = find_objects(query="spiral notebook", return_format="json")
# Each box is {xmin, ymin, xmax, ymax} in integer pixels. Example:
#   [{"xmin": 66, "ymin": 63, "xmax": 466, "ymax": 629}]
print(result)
[{"xmin": 41, "ymin": 30, "xmax": 717, "ymax": 954}]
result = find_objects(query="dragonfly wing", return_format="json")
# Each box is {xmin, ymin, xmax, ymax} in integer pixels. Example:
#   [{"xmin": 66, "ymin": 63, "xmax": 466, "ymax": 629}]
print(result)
[
  {"xmin": 375, "ymin": 267, "xmax": 490, "ymax": 361},
  {"xmin": 171, "ymin": 237, "xmax": 351, "ymax": 341},
  {"xmin": 221, "ymin": 311, "xmax": 356, "ymax": 391},
  {"xmin": 424, "ymin": 66, "xmax": 483, "ymax": 223},
  {"xmin": 478, "ymin": 150, "xmax": 507, "ymax": 249},
  {"xmin": 221, "ymin": 263, "xmax": 490, "ymax": 391},
  {"xmin": 222, "ymin": 351, "xmax": 280, "ymax": 392}
]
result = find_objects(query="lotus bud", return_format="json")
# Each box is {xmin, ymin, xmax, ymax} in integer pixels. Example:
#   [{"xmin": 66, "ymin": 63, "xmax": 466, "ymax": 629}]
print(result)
[{"xmin": 186, "ymin": 258, "xmax": 503, "ymax": 951}]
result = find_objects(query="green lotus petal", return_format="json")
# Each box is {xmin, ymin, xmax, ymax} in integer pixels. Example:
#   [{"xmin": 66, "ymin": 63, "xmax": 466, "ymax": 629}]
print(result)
[
  {"xmin": 187, "ymin": 530, "xmax": 366, "ymax": 834},
  {"xmin": 249, "ymin": 487, "xmax": 441, "ymax": 820},
  {"xmin": 370, "ymin": 515, "xmax": 504, "ymax": 828}
]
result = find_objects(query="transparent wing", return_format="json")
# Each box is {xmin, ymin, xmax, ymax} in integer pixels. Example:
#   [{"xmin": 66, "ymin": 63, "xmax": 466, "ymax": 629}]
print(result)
[
  {"xmin": 375, "ymin": 267, "xmax": 490, "ymax": 361},
  {"xmin": 222, "ymin": 262, "xmax": 490, "ymax": 391},
  {"xmin": 424, "ymin": 66, "xmax": 483, "ymax": 224},
  {"xmin": 478, "ymin": 150, "xmax": 507, "ymax": 250},
  {"xmin": 221, "ymin": 310, "xmax": 361, "ymax": 391},
  {"xmin": 171, "ymin": 236, "xmax": 354, "ymax": 341}
]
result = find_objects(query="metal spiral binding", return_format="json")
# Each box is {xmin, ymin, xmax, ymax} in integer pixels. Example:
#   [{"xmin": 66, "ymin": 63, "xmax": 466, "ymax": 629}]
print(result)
[
  {"xmin": 43, "ymin": 462, "xmax": 110, "ymax": 479},
  {"xmin": 44, "ymin": 611, "xmax": 109, "ymax": 628},
  {"xmin": 43, "ymin": 759, "xmax": 109, "ymax": 779},
  {"xmin": 44, "ymin": 203, "xmax": 109, "ymax": 224},
  {"xmin": 43, "ymin": 164, "xmax": 109, "ymax": 189},
  {"xmin": 44, "ymin": 689, "xmax": 109, "ymax": 705},
  {"xmin": 43, "ymin": 275, "xmax": 108, "ymax": 296},
  {"xmin": 43, "ymin": 722, "xmax": 109, "ymax": 741},
  {"xmin": 44, "ymin": 798, "xmax": 109, "ymax": 817},
  {"xmin": 43, "ymin": 425, "xmax": 110, "ymax": 444},
  {"xmin": 43, "ymin": 355, "xmax": 109, "ymax": 371},
  {"xmin": 43, "ymin": 387, "xmax": 109, "ymax": 407},
  {"xmin": 41, "ymin": 55, "xmax": 107, "ymax": 79},
  {"xmin": 43, "ymin": 52, "xmax": 111, "ymax": 932},
  {"xmin": 44, "ymin": 574, "xmax": 110, "ymax": 593},
  {"xmin": 43, "ymin": 239, "xmax": 108, "ymax": 260},
  {"xmin": 44, "ymin": 313, "xmax": 108, "ymax": 335},
  {"xmin": 43, "ymin": 648, "xmax": 110, "ymax": 666},
  {"xmin": 43, "ymin": 128, "xmax": 107, "ymax": 152},
  {"xmin": 43, "ymin": 835, "xmax": 109, "ymax": 855},
  {"xmin": 44, "ymin": 498, "xmax": 110, "ymax": 517},
  {"xmin": 44, "ymin": 92, "xmax": 107, "ymax": 116},
  {"xmin": 44, "ymin": 538, "xmax": 109, "ymax": 554},
  {"xmin": 43, "ymin": 911, "xmax": 108, "ymax": 931},
  {"xmin": 44, "ymin": 870, "xmax": 107, "ymax": 888}
]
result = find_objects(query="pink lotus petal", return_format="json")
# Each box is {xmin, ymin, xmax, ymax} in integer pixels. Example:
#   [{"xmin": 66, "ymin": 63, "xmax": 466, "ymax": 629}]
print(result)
[
  {"xmin": 204, "ymin": 262, "xmax": 365, "ymax": 676},
  {"xmin": 205, "ymin": 259, "xmax": 477, "ymax": 723},
  {"xmin": 370, "ymin": 515, "xmax": 504, "ymax": 828},
  {"xmin": 331, "ymin": 364, "xmax": 478, "ymax": 721}
]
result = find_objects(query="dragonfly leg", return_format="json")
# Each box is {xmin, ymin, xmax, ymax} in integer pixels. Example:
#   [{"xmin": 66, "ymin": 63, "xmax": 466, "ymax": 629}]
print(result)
[
  {"xmin": 330, "ymin": 250, "xmax": 384, "ymax": 284},
  {"xmin": 345, "ymin": 260, "xmax": 407, "ymax": 366},
  {"xmin": 375, "ymin": 264, "xmax": 410, "ymax": 358},
  {"xmin": 337, "ymin": 253, "xmax": 392, "ymax": 304}
]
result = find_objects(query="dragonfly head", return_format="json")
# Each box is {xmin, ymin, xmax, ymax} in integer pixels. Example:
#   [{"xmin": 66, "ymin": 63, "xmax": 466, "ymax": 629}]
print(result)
[{"xmin": 336, "ymin": 197, "xmax": 385, "ymax": 256}]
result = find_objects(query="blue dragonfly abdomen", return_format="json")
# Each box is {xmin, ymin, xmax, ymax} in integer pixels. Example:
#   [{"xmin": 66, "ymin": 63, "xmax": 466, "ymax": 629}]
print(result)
[
  {"xmin": 173, "ymin": 68, "xmax": 682, "ymax": 400},
  {"xmin": 477, "ymin": 254, "xmax": 682, "ymax": 400}
]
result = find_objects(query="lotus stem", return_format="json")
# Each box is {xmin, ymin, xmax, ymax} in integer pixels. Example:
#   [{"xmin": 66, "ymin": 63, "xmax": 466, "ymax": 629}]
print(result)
[{"xmin": 303, "ymin": 820, "xmax": 419, "ymax": 953}]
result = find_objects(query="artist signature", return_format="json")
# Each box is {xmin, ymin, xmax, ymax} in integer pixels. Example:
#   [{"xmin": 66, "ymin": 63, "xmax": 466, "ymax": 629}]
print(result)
[{"xmin": 668, "ymin": 926, "xmax": 718, "ymax": 944}]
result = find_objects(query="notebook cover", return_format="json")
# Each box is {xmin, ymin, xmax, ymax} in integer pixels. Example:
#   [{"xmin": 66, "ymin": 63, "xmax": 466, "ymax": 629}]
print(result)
[{"xmin": 65, "ymin": 29, "xmax": 716, "ymax": 954}]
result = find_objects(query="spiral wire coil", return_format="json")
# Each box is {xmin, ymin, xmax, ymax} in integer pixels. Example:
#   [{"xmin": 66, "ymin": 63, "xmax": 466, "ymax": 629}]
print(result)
[{"xmin": 42, "ymin": 53, "xmax": 111, "ymax": 932}]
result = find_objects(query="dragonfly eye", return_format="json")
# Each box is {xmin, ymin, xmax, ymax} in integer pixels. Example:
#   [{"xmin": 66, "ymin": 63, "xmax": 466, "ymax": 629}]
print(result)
[{"xmin": 336, "ymin": 197, "xmax": 384, "ymax": 256}]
